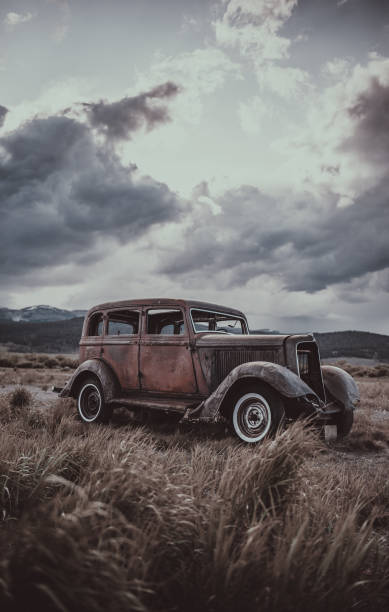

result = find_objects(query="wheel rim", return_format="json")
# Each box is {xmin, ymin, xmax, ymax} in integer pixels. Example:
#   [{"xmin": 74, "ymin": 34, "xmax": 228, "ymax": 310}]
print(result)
[
  {"xmin": 233, "ymin": 393, "xmax": 272, "ymax": 443},
  {"xmin": 78, "ymin": 383, "xmax": 101, "ymax": 422}
]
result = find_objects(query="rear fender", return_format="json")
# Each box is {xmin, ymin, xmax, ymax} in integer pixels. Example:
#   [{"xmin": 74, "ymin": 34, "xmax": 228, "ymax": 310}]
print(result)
[
  {"xmin": 321, "ymin": 365, "xmax": 359, "ymax": 410},
  {"xmin": 192, "ymin": 361, "xmax": 319, "ymax": 421},
  {"xmin": 59, "ymin": 359, "xmax": 119, "ymax": 401}
]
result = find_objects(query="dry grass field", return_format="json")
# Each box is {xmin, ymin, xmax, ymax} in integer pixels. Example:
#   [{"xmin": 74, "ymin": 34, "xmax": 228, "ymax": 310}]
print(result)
[{"xmin": 0, "ymin": 358, "xmax": 388, "ymax": 611}]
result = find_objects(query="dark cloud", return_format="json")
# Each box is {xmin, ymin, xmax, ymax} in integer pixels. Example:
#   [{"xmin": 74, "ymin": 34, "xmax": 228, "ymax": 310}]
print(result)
[
  {"xmin": 221, "ymin": 0, "xmax": 296, "ymax": 28},
  {"xmin": 345, "ymin": 77, "xmax": 389, "ymax": 164},
  {"xmin": 290, "ymin": 0, "xmax": 389, "ymax": 29},
  {"xmin": 160, "ymin": 179, "xmax": 389, "ymax": 293},
  {"xmin": 0, "ymin": 114, "xmax": 182, "ymax": 282},
  {"xmin": 284, "ymin": 0, "xmax": 389, "ymax": 69},
  {"xmin": 82, "ymin": 82, "xmax": 180, "ymax": 141},
  {"xmin": 0, "ymin": 105, "xmax": 8, "ymax": 128}
]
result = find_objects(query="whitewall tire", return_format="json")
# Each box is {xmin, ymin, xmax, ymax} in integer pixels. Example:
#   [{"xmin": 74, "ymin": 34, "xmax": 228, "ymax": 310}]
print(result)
[
  {"xmin": 77, "ymin": 377, "xmax": 112, "ymax": 424},
  {"xmin": 230, "ymin": 383, "xmax": 284, "ymax": 443}
]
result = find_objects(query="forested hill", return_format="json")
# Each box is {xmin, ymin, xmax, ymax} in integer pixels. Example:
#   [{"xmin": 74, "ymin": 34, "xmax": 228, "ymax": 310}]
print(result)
[
  {"xmin": 0, "ymin": 318, "xmax": 388, "ymax": 361},
  {"xmin": 249, "ymin": 329, "xmax": 389, "ymax": 361},
  {"xmin": 0, "ymin": 318, "xmax": 84, "ymax": 353},
  {"xmin": 314, "ymin": 331, "xmax": 389, "ymax": 360}
]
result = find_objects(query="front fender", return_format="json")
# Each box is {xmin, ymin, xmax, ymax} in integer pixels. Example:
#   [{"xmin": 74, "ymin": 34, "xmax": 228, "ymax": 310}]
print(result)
[
  {"xmin": 59, "ymin": 359, "xmax": 119, "ymax": 402},
  {"xmin": 192, "ymin": 361, "xmax": 319, "ymax": 421},
  {"xmin": 321, "ymin": 365, "xmax": 359, "ymax": 410}
]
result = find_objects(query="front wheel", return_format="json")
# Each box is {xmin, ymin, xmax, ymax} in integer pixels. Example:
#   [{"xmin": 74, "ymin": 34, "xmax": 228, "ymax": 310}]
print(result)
[
  {"xmin": 334, "ymin": 405, "xmax": 354, "ymax": 438},
  {"xmin": 324, "ymin": 386, "xmax": 354, "ymax": 439},
  {"xmin": 77, "ymin": 377, "xmax": 112, "ymax": 424},
  {"xmin": 229, "ymin": 384, "xmax": 284, "ymax": 443}
]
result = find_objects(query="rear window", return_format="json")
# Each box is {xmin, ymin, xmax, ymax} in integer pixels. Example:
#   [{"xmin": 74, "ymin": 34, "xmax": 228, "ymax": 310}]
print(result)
[{"xmin": 107, "ymin": 310, "xmax": 139, "ymax": 335}]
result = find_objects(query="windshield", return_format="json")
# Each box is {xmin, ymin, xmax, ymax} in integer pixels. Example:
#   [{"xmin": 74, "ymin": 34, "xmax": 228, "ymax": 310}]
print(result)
[{"xmin": 191, "ymin": 309, "xmax": 247, "ymax": 334}]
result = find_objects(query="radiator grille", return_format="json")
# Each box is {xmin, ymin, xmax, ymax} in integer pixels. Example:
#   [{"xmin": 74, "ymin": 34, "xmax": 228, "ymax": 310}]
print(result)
[
  {"xmin": 297, "ymin": 342, "xmax": 325, "ymax": 400},
  {"xmin": 298, "ymin": 350, "xmax": 309, "ymax": 377},
  {"xmin": 214, "ymin": 349, "xmax": 279, "ymax": 385}
]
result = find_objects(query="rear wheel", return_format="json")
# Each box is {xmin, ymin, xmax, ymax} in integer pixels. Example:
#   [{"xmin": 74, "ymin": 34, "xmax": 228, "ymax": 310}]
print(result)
[
  {"xmin": 229, "ymin": 383, "xmax": 284, "ymax": 443},
  {"xmin": 77, "ymin": 377, "xmax": 112, "ymax": 424}
]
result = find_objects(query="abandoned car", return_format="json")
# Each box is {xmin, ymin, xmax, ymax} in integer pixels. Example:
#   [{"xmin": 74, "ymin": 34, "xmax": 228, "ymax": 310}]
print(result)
[{"xmin": 58, "ymin": 298, "xmax": 359, "ymax": 443}]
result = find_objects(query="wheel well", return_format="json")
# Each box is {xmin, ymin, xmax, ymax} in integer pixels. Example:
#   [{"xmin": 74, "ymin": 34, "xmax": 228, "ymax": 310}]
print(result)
[
  {"xmin": 71, "ymin": 372, "xmax": 100, "ymax": 398},
  {"xmin": 219, "ymin": 377, "xmax": 279, "ymax": 418}
]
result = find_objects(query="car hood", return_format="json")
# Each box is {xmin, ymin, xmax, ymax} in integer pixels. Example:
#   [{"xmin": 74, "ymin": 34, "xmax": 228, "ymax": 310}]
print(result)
[{"xmin": 195, "ymin": 333, "xmax": 290, "ymax": 348}]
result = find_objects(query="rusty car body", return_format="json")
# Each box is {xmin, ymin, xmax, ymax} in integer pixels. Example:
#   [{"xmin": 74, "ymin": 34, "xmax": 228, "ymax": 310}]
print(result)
[{"xmin": 59, "ymin": 298, "xmax": 359, "ymax": 443}]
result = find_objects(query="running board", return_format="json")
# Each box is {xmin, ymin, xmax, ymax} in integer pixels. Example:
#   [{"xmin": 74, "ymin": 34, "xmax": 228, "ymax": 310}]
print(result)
[{"xmin": 107, "ymin": 396, "xmax": 200, "ymax": 414}]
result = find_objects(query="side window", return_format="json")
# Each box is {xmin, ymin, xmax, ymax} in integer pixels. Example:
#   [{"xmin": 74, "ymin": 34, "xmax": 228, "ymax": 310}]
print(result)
[
  {"xmin": 107, "ymin": 310, "xmax": 139, "ymax": 336},
  {"xmin": 146, "ymin": 309, "xmax": 185, "ymax": 335},
  {"xmin": 88, "ymin": 313, "xmax": 104, "ymax": 336}
]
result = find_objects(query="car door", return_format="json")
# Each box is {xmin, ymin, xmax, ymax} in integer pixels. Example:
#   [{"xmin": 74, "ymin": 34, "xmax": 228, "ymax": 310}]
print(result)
[
  {"xmin": 102, "ymin": 309, "xmax": 140, "ymax": 391},
  {"xmin": 139, "ymin": 307, "xmax": 197, "ymax": 394},
  {"xmin": 79, "ymin": 311, "xmax": 105, "ymax": 363}
]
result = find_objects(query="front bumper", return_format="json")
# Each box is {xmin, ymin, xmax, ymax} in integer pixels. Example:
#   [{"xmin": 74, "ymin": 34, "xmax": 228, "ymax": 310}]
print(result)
[{"xmin": 291, "ymin": 394, "xmax": 358, "ymax": 425}]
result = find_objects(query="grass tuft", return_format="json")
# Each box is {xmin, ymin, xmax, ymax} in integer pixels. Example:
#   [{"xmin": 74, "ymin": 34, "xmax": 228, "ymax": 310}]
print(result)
[{"xmin": 9, "ymin": 385, "xmax": 33, "ymax": 409}]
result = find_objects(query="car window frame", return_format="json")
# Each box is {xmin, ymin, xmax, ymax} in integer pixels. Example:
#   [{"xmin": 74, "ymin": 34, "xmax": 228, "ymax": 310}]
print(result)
[
  {"xmin": 86, "ymin": 311, "xmax": 105, "ymax": 337},
  {"xmin": 143, "ymin": 307, "xmax": 187, "ymax": 337},
  {"xmin": 189, "ymin": 307, "xmax": 248, "ymax": 335},
  {"xmin": 105, "ymin": 308, "xmax": 141, "ymax": 337}
]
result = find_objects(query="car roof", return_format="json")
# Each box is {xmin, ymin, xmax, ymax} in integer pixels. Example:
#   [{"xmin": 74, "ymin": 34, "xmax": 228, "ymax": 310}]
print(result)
[{"xmin": 87, "ymin": 298, "xmax": 246, "ymax": 318}]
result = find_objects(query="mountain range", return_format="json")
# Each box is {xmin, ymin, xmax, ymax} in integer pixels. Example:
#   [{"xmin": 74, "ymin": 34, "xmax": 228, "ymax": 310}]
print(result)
[{"xmin": 0, "ymin": 305, "xmax": 87, "ymax": 323}]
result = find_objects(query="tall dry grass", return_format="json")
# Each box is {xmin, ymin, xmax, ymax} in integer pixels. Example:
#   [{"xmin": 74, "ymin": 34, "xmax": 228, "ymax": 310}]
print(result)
[
  {"xmin": 330, "ymin": 360, "xmax": 389, "ymax": 378},
  {"xmin": 0, "ymin": 383, "xmax": 388, "ymax": 611},
  {"xmin": 0, "ymin": 353, "xmax": 78, "ymax": 370}
]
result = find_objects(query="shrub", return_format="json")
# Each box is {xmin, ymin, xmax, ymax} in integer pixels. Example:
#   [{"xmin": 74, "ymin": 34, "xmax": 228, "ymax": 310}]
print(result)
[
  {"xmin": 16, "ymin": 360, "xmax": 34, "ymax": 369},
  {"xmin": 375, "ymin": 364, "xmax": 389, "ymax": 377},
  {"xmin": 9, "ymin": 386, "xmax": 32, "ymax": 409},
  {"xmin": 0, "ymin": 357, "xmax": 15, "ymax": 368},
  {"xmin": 43, "ymin": 357, "xmax": 59, "ymax": 369}
]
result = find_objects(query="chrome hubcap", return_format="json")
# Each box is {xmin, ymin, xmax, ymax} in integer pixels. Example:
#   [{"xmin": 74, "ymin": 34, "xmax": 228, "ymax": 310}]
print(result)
[{"xmin": 244, "ymin": 403, "xmax": 266, "ymax": 429}]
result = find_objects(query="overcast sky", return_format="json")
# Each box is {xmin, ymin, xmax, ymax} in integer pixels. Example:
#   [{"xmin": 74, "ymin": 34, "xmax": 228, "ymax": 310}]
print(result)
[{"xmin": 1, "ymin": 0, "xmax": 389, "ymax": 332}]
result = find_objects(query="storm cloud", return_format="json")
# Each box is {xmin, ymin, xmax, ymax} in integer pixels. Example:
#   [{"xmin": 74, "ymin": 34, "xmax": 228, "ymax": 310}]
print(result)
[
  {"xmin": 160, "ymin": 179, "xmax": 389, "ymax": 294},
  {"xmin": 0, "ymin": 112, "xmax": 182, "ymax": 281},
  {"xmin": 82, "ymin": 82, "xmax": 180, "ymax": 141},
  {"xmin": 159, "ymin": 61, "xmax": 389, "ymax": 296},
  {"xmin": 345, "ymin": 77, "xmax": 389, "ymax": 165},
  {"xmin": 0, "ymin": 105, "xmax": 8, "ymax": 128}
]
